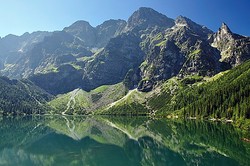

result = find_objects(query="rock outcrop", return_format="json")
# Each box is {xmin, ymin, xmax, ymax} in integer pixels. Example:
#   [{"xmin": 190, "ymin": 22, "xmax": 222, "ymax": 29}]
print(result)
[{"xmin": 212, "ymin": 23, "xmax": 250, "ymax": 67}]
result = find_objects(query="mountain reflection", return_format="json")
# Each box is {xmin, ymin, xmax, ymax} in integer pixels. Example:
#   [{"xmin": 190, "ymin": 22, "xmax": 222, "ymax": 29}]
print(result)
[{"xmin": 0, "ymin": 116, "xmax": 249, "ymax": 166}]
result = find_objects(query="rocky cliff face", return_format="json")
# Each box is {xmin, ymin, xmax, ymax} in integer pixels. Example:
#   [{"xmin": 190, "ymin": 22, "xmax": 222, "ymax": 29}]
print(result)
[
  {"xmin": 137, "ymin": 16, "xmax": 220, "ymax": 91},
  {"xmin": 96, "ymin": 19, "xmax": 127, "ymax": 48},
  {"xmin": 138, "ymin": 40, "xmax": 183, "ymax": 91},
  {"xmin": 2, "ymin": 31, "xmax": 91, "ymax": 78},
  {"xmin": 82, "ymin": 33, "xmax": 144, "ymax": 91},
  {"xmin": 29, "ymin": 64, "xmax": 84, "ymax": 95},
  {"xmin": 80, "ymin": 7, "xmax": 175, "ymax": 91}
]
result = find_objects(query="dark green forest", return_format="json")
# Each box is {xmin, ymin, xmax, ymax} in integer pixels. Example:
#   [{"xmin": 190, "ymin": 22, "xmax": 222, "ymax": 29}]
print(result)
[
  {"xmin": 149, "ymin": 60, "xmax": 250, "ymax": 129},
  {"xmin": 0, "ymin": 77, "xmax": 52, "ymax": 115}
]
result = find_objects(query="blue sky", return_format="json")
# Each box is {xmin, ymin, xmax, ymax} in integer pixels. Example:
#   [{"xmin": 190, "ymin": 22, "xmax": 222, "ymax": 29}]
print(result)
[{"xmin": 0, "ymin": 0, "xmax": 250, "ymax": 37}]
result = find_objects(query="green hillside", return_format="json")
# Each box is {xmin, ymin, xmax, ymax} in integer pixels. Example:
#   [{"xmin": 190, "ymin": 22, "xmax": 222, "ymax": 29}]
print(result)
[
  {"xmin": 48, "ymin": 83, "xmax": 126, "ymax": 115},
  {"xmin": 151, "ymin": 61, "xmax": 249, "ymax": 114},
  {"xmin": 97, "ymin": 89, "xmax": 150, "ymax": 115}
]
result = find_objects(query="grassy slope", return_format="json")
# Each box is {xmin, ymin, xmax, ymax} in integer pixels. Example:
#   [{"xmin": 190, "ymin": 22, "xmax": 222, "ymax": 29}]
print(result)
[
  {"xmin": 48, "ymin": 83, "xmax": 126, "ymax": 115},
  {"xmin": 96, "ymin": 89, "xmax": 150, "ymax": 115}
]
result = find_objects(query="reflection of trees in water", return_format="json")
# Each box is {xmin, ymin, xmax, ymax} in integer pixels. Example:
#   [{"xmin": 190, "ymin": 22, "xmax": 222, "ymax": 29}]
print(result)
[
  {"xmin": 0, "ymin": 116, "xmax": 249, "ymax": 166},
  {"xmin": 102, "ymin": 117, "xmax": 250, "ymax": 166},
  {"xmin": 147, "ymin": 120, "xmax": 247, "ymax": 165},
  {"xmin": 0, "ymin": 116, "xmax": 52, "ymax": 148}
]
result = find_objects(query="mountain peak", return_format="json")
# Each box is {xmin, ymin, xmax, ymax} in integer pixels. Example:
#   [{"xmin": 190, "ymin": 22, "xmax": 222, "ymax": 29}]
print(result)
[
  {"xmin": 175, "ymin": 15, "xmax": 209, "ymax": 30},
  {"xmin": 126, "ymin": 7, "xmax": 174, "ymax": 32},
  {"xmin": 64, "ymin": 20, "xmax": 93, "ymax": 31},
  {"xmin": 62, "ymin": 20, "xmax": 96, "ymax": 47},
  {"xmin": 97, "ymin": 19, "xmax": 126, "ymax": 28},
  {"xmin": 175, "ymin": 15, "xmax": 197, "ymax": 28},
  {"xmin": 220, "ymin": 22, "xmax": 232, "ymax": 34},
  {"xmin": 128, "ymin": 7, "xmax": 165, "ymax": 22},
  {"xmin": 174, "ymin": 15, "xmax": 213, "ymax": 38},
  {"xmin": 138, "ymin": 7, "xmax": 155, "ymax": 12},
  {"xmin": 175, "ymin": 15, "xmax": 192, "ymax": 24}
]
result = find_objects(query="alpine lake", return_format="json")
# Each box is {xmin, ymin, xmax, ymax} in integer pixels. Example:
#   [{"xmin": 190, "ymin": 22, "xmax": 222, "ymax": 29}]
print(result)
[{"xmin": 0, "ymin": 115, "xmax": 249, "ymax": 166}]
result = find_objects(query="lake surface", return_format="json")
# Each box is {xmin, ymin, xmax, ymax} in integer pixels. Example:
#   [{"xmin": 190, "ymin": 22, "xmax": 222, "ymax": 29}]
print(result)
[{"xmin": 0, "ymin": 116, "xmax": 249, "ymax": 166}]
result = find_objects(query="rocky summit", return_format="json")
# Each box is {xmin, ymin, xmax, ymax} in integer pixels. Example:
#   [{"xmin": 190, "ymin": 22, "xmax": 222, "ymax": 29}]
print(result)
[{"xmin": 0, "ymin": 7, "xmax": 250, "ymax": 95}]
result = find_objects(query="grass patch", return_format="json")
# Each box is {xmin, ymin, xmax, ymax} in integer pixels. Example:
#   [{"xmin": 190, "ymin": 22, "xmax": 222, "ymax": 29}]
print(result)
[
  {"xmin": 41, "ymin": 64, "xmax": 59, "ymax": 73},
  {"xmin": 156, "ymin": 40, "xmax": 167, "ymax": 47},
  {"xmin": 91, "ymin": 85, "xmax": 109, "ymax": 93},
  {"xmin": 181, "ymin": 75, "xmax": 203, "ymax": 85},
  {"xmin": 70, "ymin": 63, "xmax": 82, "ymax": 70},
  {"xmin": 189, "ymin": 49, "xmax": 201, "ymax": 56},
  {"xmin": 139, "ymin": 61, "xmax": 148, "ymax": 68}
]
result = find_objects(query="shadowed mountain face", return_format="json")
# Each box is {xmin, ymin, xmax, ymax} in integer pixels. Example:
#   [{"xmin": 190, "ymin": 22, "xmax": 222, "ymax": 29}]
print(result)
[
  {"xmin": 0, "ymin": 7, "xmax": 250, "ymax": 95},
  {"xmin": 0, "ymin": 19, "xmax": 126, "ymax": 80},
  {"xmin": 63, "ymin": 19, "xmax": 127, "ymax": 48},
  {"xmin": 0, "ymin": 32, "xmax": 51, "ymax": 65},
  {"xmin": 0, "ymin": 116, "xmax": 249, "ymax": 166}
]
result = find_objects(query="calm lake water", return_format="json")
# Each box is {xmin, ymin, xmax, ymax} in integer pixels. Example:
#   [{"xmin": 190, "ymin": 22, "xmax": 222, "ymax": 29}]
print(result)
[{"xmin": 0, "ymin": 116, "xmax": 249, "ymax": 166}]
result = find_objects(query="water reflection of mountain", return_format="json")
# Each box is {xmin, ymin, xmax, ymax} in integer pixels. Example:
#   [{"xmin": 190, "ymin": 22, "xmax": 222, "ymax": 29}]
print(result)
[{"xmin": 0, "ymin": 116, "xmax": 249, "ymax": 166}]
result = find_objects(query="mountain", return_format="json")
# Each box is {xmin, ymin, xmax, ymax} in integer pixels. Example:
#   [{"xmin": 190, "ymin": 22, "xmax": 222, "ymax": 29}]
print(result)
[
  {"xmin": 0, "ymin": 31, "xmax": 51, "ymax": 78},
  {"xmin": 0, "ymin": 32, "xmax": 51, "ymax": 64},
  {"xmin": 81, "ymin": 32, "xmax": 145, "ymax": 91},
  {"xmin": 64, "ymin": 19, "xmax": 126, "ymax": 48},
  {"xmin": 3, "ymin": 31, "xmax": 92, "ymax": 78},
  {"xmin": 2, "ymin": 7, "xmax": 250, "ymax": 95},
  {"xmin": 28, "ymin": 7, "xmax": 175, "ymax": 94},
  {"xmin": 0, "ymin": 7, "xmax": 249, "ymax": 125},
  {"xmin": 0, "ymin": 19, "xmax": 126, "ymax": 79}
]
